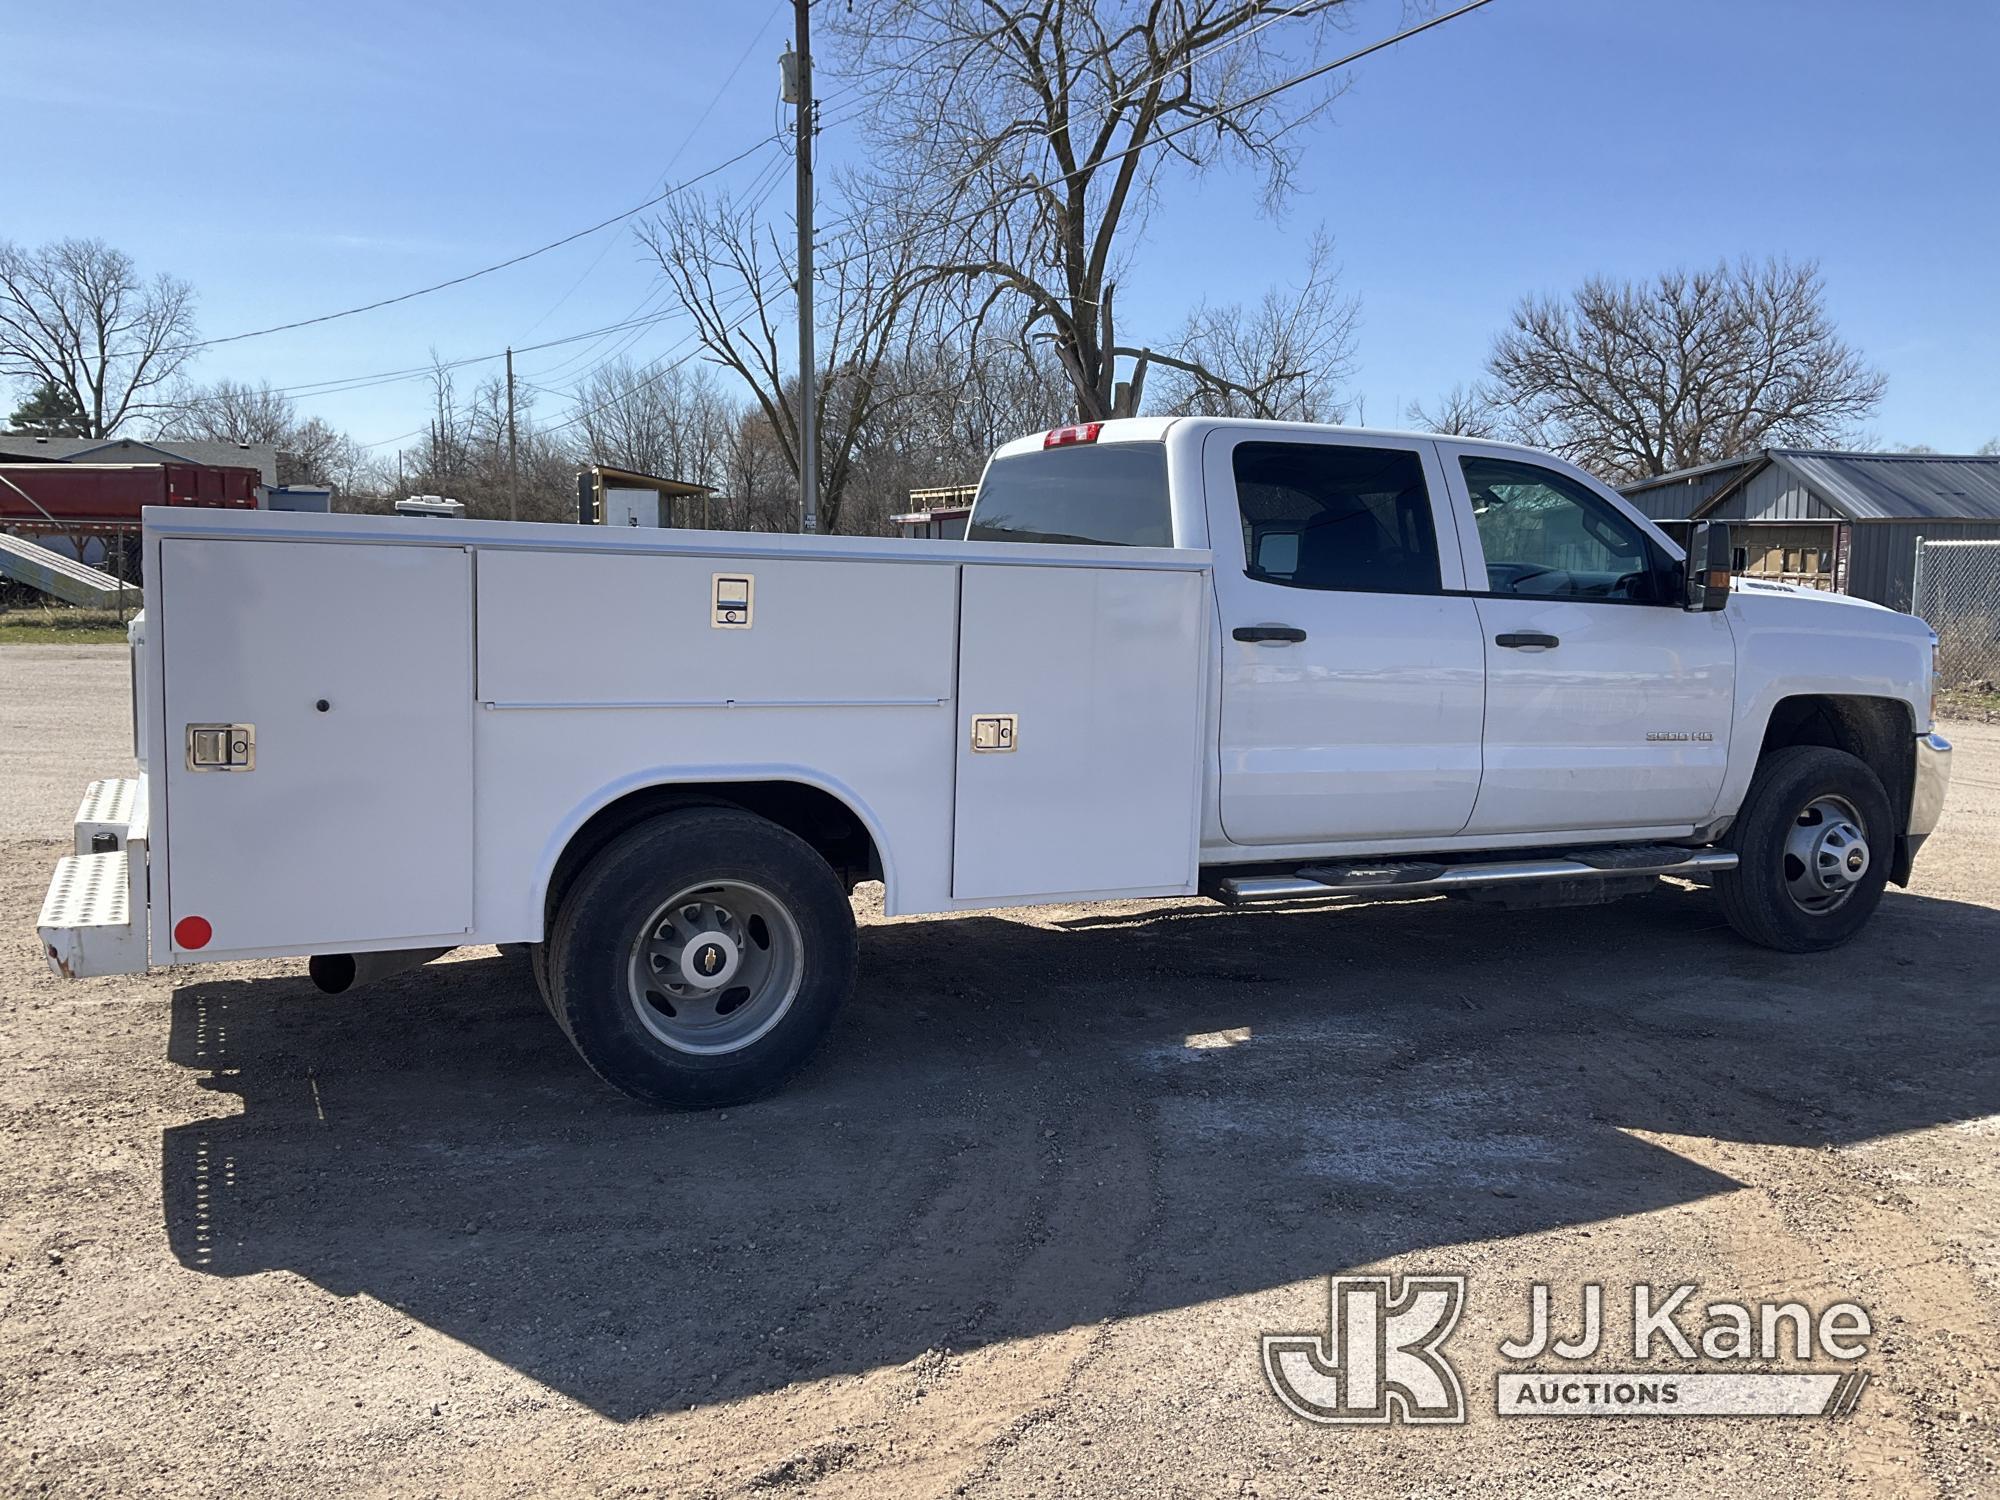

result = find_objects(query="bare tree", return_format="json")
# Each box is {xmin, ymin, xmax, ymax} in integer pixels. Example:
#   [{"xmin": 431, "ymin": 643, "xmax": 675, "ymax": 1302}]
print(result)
[
  {"xmin": 838, "ymin": 334, "xmax": 1076, "ymax": 534},
  {"xmin": 831, "ymin": 0, "xmax": 1354, "ymax": 421},
  {"xmin": 720, "ymin": 407, "xmax": 801, "ymax": 533},
  {"xmin": 1145, "ymin": 231, "xmax": 1357, "ymax": 419},
  {"xmin": 572, "ymin": 358, "xmax": 738, "ymax": 497},
  {"xmin": 1484, "ymin": 258, "xmax": 1885, "ymax": 482},
  {"xmin": 1407, "ymin": 382, "xmax": 1503, "ymax": 438},
  {"xmin": 639, "ymin": 193, "xmax": 930, "ymax": 534},
  {"xmin": 0, "ymin": 238, "xmax": 198, "ymax": 437},
  {"xmin": 386, "ymin": 360, "xmax": 574, "ymax": 521},
  {"xmin": 158, "ymin": 378, "xmax": 350, "ymax": 484}
]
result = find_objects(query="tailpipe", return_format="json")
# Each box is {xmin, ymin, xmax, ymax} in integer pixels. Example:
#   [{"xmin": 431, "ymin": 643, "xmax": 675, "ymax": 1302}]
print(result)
[{"xmin": 308, "ymin": 946, "xmax": 454, "ymax": 995}]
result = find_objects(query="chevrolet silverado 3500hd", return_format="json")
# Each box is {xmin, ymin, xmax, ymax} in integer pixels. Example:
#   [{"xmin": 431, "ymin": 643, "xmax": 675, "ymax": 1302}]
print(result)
[{"xmin": 37, "ymin": 418, "xmax": 1952, "ymax": 1106}]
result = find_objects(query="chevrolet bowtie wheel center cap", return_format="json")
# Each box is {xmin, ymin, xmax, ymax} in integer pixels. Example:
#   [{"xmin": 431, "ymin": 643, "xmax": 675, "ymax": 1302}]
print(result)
[
  {"xmin": 1783, "ymin": 796, "xmax": 1871, "ymax": 913},
  {"xmin": 680, "ymin": 935, "xmax": 742, "ymax": 990},
  {"xmin": 1813, "ymin": 823, "xmax": 1869, "ymax": 889}
]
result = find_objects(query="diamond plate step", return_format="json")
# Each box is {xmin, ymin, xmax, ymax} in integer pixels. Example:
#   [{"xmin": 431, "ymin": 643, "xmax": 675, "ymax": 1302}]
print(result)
[
  {"xmin": 40, "ymin": 850, "xmax": 129, "ymax": 929},
  {"xmin": 74, "ymin": 776, "xmax": 143, "ymax": 854},
  {"xmin": 38, "ymin": 849, "xmax": 147, "ymax": 978}
]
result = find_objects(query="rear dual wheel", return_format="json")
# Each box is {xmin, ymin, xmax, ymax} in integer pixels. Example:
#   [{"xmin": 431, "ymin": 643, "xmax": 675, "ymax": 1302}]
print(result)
[{"xmin": 546, "ymin": 808, "xmax": 857, "ymax": 1108}]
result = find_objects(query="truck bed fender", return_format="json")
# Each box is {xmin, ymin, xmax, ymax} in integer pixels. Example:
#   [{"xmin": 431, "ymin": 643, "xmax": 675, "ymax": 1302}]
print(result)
[{"xmin": 528, "ymin": 763, "xmax": 899, "ymax": 934}]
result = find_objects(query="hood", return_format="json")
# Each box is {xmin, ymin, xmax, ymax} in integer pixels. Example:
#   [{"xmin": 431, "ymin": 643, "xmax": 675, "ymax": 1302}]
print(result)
[
  {"xmin": 1729, "ymin": 578, "xmax": 1890, "ymax": 613},
  {"xmin": 1727, "ymin": 578, "xmax": 1935, "ymax": 647}
]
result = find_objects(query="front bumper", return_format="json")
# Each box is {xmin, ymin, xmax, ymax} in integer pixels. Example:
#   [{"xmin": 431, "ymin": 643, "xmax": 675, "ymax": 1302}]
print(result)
[
  {"xmin": 1889, "ymin": 732, "xmax": 1952, "ymax": 887},
  {"xmin": 1909, "ymin": 732, "xmax": 1952, "ymax": 838}
]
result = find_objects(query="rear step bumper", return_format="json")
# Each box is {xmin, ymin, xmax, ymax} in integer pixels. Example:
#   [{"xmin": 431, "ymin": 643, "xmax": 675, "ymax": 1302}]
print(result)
[
  {"xmin": 39, "ymin": 776, "xmax": 149, "ymax": 978},
  {"xmin": 1213, "ymin": 846, "xmax": 1737, "ymax": 906}
]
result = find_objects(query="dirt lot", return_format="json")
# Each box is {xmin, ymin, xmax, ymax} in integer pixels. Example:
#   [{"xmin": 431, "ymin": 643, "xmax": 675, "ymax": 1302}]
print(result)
[{"xmin": 3, "ymin": 644, "xmax": 1998, "ymax": 1498}]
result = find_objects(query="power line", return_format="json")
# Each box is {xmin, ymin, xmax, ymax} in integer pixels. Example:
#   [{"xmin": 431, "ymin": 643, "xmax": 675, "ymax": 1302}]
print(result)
[
  {"xmin": 235, "ymin": 147, "xmax": 794, "ymax": 404},
  {"xmin": 249, "ymin": 112, "xmax": 796, "ymax": 407},
  {"xmin": 515, "ymin": 0, "xmax": 790, "ymax": 341},
  {"xmin": 256, "ymin": 302, "xmax": 701, "ymax": 401},
  {"xmin": 351, "ymin": 2, "xmax": 1501, "ymax": 450},
  {"xmin": 363, "ymin": 271, "xmax": 766, "ymax": 455},
  {"xmin": 514, "ymin": 148, "xmax": 796, "ymax": 402},
  {"xmin": 179, "ymin": 133, "xmax": 781, "ymax": 353}
]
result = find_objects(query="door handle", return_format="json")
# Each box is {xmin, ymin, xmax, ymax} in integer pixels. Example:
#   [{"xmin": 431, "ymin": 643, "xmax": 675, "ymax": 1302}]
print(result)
[
  {"xmin": 1494, "ymin": 631, "xmax": 1560, "ymax": 649},
  {"xmin": 1233, "ymin": 625, "xmax": 1307, "ymax": 644}
]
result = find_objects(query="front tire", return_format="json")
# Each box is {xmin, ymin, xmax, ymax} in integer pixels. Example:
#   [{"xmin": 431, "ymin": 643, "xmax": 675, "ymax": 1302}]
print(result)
[
  {"xmin": 1714, "ymin": 746, "xmax": 1894, "ymax": 952},
  {"xmin": 547, "ymin": 808, "xmax": 857, "ymax": 1107}
]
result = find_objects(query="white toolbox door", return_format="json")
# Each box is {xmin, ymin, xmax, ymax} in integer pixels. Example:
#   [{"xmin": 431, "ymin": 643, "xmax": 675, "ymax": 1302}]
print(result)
[
  {"xmin": 952, "ymin": 563, "xmax": 1205, "ymax": 902},
  {"xmin": 161, "ymin": 539, "xmax": 474, "ymax": 954}
]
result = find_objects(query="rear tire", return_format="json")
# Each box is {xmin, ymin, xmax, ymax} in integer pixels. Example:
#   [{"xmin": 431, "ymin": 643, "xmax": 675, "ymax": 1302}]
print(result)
[
  {"xmin": 527, "ymin": 942, "xmax": 565, "ymax": 1030},
  {"xmin": 1714, "ymin": 746, "xmax": 1893, "ymax": 952},
  {"xmin": 547, "ymin": 808, "xmax": 857, "ymax": 1107}
]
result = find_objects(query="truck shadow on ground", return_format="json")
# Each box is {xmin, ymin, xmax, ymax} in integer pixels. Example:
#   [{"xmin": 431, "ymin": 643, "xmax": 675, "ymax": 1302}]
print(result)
[{"xmin": 161, "ymin": 882, "xmax": 2000, "ymax": 1421}]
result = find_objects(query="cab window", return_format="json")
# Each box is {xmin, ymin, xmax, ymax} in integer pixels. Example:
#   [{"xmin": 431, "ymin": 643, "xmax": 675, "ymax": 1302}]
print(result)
[
  {"xmin": 1460, "ymin": 456, "xmax": 1664, "ymax": 602},
  {"xmin": 968, "ymin": 444, "xmax": 1172, "ymax": 547},
  {"xmin": 1233, "ymin": 442, "xmax": 1441, "ymax": 595}
]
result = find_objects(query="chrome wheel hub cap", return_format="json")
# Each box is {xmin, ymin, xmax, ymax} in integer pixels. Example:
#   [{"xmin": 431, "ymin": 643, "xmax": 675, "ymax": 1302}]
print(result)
[
  {"xmin": 1783, "ymin": 795, "xmax": 1870, "ymax": 913},
  {"xmin": 627, "ymin": 881, "xmax": 803, "ymax": 1055},
  {"xmin": 679, "ymin": 932, "xmax": 741, "ymax": 990}
]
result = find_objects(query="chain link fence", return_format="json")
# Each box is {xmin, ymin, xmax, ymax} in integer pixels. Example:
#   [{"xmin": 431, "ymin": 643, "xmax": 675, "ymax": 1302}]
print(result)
[{"xmin": 1914, "ymin": 538, "xmax": 2000, "ymax": 687}]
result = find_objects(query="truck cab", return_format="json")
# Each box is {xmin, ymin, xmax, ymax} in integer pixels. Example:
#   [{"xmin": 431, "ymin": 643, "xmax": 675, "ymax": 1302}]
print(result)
[{"xmin": 969, "ymin": 417, "xmax": 1946, "ymax": 879}]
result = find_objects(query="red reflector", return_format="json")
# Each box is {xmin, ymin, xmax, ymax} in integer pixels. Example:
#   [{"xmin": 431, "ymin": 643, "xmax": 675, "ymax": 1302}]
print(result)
[
  {"xmin": 174, "ymin": 915, "xmax": 212, "ymax": 950},
  {"xmin": 1043, "ymin": 422, "xmax": 1103, "ymax": 448}
]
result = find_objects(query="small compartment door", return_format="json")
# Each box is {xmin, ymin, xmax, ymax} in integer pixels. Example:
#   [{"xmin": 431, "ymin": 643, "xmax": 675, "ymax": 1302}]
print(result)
[
  {"xmin": 160, "ymin": 539, "xmax": 474, "ymax": 954},
  {"xmin": 951, "ymin": 563, "xmax": 1205, "ymax": 902}
]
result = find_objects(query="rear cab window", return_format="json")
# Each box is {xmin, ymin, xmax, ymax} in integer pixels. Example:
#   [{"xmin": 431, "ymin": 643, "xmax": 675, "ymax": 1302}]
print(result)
[
  {"xmin": 1233, "ymin": 441, "xmax": 1441, "ymax": 594},
  {"xmin": 968, "ymin": 443, "xmax": 1173, "ymax": 547}
]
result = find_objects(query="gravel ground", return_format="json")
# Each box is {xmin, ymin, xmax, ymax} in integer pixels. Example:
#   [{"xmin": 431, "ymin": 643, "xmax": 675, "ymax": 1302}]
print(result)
[
  {"xmin": 0, "ymin": 644, "xmax": 132, "ymax": 843},
  {"xmin": 3, "ymin": 644, "xmax": 1997, "ymax": 1498}
]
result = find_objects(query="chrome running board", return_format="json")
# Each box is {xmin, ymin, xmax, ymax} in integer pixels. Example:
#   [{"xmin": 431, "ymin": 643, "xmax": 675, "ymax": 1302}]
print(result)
[{"xmin": 1213, "ymin": 846, "xmax": 1737, "ymax": 906}]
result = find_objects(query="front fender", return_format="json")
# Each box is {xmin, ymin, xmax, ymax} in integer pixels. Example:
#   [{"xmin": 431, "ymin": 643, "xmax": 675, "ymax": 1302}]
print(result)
[{"xmin": 1716, "ymin": 593, "xmax": 1930, "ymax": 821}]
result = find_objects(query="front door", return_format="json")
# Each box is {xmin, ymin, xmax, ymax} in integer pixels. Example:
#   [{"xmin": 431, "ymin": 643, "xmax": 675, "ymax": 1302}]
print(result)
[
  {"xmin": 1437, "ymin": 446, "xmax": 1735, "ymax": 836},
  {"xmin": 1209, "ymin": 428, "xmax": 1487, "ymax": 845}
]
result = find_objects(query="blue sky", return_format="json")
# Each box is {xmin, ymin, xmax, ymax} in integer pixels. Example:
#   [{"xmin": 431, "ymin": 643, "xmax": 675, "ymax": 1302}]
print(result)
[{"xmin": 5, "ymin": 0, "xmax": 1995, "ymax": 455}]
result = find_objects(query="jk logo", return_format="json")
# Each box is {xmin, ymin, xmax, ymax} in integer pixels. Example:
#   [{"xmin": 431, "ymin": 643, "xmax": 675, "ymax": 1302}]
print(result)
[{"xmin": 1262, "ymin": 1275, "xmax": 1467, "ymax": 1424}]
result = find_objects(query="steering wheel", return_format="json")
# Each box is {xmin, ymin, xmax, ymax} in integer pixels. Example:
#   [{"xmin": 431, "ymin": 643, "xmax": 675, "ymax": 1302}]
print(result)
[{"xmin": 1488, "ymin": 562, "xmax": 1556, "ymax": 591}]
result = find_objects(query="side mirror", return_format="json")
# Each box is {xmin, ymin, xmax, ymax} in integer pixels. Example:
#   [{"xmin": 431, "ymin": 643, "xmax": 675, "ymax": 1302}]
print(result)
[{"xmin": 1684, "ymin": 520, "xmax": 1732, "ymax": 611}]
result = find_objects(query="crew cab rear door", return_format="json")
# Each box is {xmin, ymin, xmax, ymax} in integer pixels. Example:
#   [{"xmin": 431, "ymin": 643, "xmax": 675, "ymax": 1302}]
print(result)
[
  {"xmin": 1436, "ymin": 444, "xmax": 1734, "ymax": 835},
  {"xmin": 1206, "ymin": 427, "xmax": 1486, "ymax": 844}
]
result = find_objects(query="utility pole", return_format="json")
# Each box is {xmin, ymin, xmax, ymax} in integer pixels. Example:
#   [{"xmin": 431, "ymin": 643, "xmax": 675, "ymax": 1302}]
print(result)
[
  {"xmin": 505, "ymin": 346, "xmax": 520, "ymax": 522},
  {"xmin": 788, "ymin": 0, "xmax": 818, "ymax": 534}
]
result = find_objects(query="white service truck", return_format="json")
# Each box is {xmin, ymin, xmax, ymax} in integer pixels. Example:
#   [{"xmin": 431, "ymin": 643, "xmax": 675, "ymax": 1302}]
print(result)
[{"xmin": 38, "ymin": 418, "xmax": 1952, "ymax": 1107}]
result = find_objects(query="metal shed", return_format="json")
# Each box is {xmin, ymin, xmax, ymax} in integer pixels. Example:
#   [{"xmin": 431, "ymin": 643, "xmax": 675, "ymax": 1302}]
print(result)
[
  {"xmin": 1621, "ymin": 449, "xmax": 2000, "ymax": 610},
  {"xmin": 575, "ymin": 463, "xmax": 717, "ymax": 529}
]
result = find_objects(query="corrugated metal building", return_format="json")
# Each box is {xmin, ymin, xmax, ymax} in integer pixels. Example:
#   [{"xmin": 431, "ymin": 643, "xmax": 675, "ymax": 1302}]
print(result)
[
  {"xmin": 1621, "ymin": 449, "xmax": 2000, "ymax": 610},
  {"xmin": 0, "ymin": 434, "xmax": 281, "ymax": 487}
]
